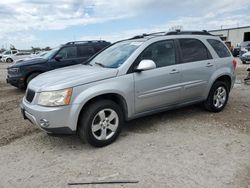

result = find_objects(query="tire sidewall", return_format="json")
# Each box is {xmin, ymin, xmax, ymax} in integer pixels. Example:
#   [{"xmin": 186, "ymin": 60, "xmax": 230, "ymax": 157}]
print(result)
[
  {"xmin": 6, "ymin": 58, "xmax": 13, "ymax": 63},
  {"xmin": 207, "ymin": 81, "xmax": 229, "ymax": 112},
  {"xmin": 79, "ymin": 100, "xmax": 124, "ymax": 147}
]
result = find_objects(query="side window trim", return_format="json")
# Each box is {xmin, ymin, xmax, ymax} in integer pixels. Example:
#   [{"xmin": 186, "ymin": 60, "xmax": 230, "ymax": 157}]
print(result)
[
  {"xmin": 177, "ymin": 38, "xmax": 212, "ymax": 64},
  {"xmin": 127, "ymin": 39, "xmax": 178, "ymax": 74}
]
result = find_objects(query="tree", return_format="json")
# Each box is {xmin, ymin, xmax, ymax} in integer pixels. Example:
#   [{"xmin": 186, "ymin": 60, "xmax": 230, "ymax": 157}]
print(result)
[
  {"xmin": 31, "ymin": 46, "xmax": 41, "ymax": 53},
  {"xmin": 43, "ymin": 46, "xmax": 51, "ymax": 51},
  {"xmin": 169, "ymin": 25, "xmax": 183, "ymax": 32}
]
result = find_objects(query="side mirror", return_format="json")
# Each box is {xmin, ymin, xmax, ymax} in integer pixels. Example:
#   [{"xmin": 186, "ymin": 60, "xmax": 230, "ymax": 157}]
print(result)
[
  {"xmin": 55, "ymin": 55, "xmax": 63, "ymax": 61},
  {"xmin": 135, "ymin": 60, "xmax": 156, "ymax": 72}
]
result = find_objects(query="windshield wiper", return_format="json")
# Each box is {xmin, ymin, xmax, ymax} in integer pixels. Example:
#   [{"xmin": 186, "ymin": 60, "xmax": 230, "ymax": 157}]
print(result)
[{"xmin": 94, "ymin": 62, "xmax": 107, "ymax": 68}]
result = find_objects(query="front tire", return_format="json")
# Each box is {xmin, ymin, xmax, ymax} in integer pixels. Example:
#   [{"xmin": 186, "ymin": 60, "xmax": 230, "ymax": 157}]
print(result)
[
  {"xmin": 204, "ymin": 81, "xmax": 229, "ymax": 112},
  {"xmin": 6, "ymin": 58, "xmax": 13, "ymax": 63},
  {"xmin": 78, "ymin": 100, "xmax": 124, "ymax": 147}
]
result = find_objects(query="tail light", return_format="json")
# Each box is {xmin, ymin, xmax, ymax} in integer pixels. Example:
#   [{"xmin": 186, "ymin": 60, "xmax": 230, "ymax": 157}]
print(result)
[{"xmin": 232, "ymin": 59, "xmax": 237, "ymax": 70}]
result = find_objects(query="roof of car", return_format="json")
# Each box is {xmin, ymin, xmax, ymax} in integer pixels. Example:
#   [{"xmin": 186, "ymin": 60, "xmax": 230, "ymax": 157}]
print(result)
[
  {"xmin": 130, "ymin": 30, "xmax": 212, "ymax": 40},
  {"xmin": 64, "ymin": 40, "xmax": 110, "ymax": 46}
]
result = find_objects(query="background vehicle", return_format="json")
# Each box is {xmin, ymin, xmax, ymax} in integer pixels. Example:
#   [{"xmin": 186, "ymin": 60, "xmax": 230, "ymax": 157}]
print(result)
[
  {"xmin": 1, "ymin": 50, "xmax": 19, "ymax": 62},
  {"xmin": 12, "ymin": 52, "xmax": 36, "ymax": 62},
  {"xmin": 21, "ymin": 31, "xmax": 236, "ymax": 147},
  {"xmin": 239, "ymin": 41, "xmax": 250, "ymax": 63},
  {"xmin": 240, "ymin": 50, "xmax": 250, "ymax": 64},
  {"xmin": 7, "ymin": 40, "xmax": 110, "ymax": 88},
  {"xmin": 232, "ymin": 47, "xmax": 240, "ymax": 57}
]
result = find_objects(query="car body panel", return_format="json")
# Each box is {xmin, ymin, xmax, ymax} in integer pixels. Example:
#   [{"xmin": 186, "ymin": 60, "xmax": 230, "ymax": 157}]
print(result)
[{"xmin": 21, "ymin": 34, "xmax": 235, "ymax": 134}]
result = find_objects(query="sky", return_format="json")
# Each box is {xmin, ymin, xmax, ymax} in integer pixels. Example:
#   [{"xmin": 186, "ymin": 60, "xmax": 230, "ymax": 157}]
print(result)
[{"xmin": 0, "ymin": 0, "xmax": 250, "ymax": 49}]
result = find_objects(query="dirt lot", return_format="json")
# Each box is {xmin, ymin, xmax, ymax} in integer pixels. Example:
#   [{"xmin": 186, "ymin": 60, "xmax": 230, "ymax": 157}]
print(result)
[{"xmin": 0, "ymin": 60, "xmax": 250, "ymax": 187}]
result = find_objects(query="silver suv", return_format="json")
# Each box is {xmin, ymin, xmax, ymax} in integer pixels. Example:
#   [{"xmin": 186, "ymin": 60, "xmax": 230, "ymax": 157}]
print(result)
[{"xmin": 21, "ymin": 31, "xmax": 236, "ymax": 147}]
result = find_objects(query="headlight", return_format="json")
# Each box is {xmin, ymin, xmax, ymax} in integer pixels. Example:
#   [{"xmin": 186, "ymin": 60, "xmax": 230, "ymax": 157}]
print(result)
[
  {"xmin": 38, "ymin": 88, "xmax": 73, "ymax": 107},
  {"xmin": 8, "ymin": 67, "xmax": 20, "ymax": 74}
]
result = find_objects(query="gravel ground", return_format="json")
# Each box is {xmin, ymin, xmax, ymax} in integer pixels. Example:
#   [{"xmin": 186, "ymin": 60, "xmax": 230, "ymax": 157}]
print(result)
[{"xmin": 0, "ymin": 59, "xmax": 249, "ymax": 187}]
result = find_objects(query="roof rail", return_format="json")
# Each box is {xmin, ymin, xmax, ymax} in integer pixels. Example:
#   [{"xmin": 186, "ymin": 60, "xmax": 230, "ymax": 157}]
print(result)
[
  {"xmin": 166, "ymin": 30, "xmax": 212, "ymax": 36},
  {"xmin": 129, "ymin": 30, "xmax": 212, "ymax": 40},
  {"xmin": 129, "ymin": 31, "xmax": 168, "ymax": 39},
  {"xmin": 65, "ymin": 40, "xmax": 108, "ymax": 45}
]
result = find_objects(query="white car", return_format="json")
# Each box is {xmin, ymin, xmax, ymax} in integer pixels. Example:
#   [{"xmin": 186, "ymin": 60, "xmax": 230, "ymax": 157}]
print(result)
[
  {"xmin": 2, "ymin": 51, "xmax": 37, "ymax": 63},
  {"xmin": 1, "ymin": 50, "xmax": 19, "ymax": 63}
]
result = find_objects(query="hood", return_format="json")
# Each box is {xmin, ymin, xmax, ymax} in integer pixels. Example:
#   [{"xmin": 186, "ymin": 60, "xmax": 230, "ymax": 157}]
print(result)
[
  {"xmin": 9, "ymin": 57, "xmax": 47, "ymax": 68},
  {"xmin": 242, "ymin": 51, "xmax": 250, "ymax": 57},
  {"xmin": 29, "ymin": 64, "xmax": 118, "ymax": 92}
]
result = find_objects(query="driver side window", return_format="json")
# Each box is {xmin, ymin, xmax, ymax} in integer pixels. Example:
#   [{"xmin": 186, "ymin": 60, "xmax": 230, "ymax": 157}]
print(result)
[
  {"xmin": 140, "ymin": 40, "xmax": 176, "ymax": 68},
  {"xmin": 57, "ymin": 46, "xmax": 77, "ymax": 60}
]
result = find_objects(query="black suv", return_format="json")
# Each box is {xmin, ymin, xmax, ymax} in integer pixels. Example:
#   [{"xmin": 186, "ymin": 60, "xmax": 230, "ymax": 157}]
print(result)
[{"xmin": 6, "ymin": 40, "xmax": 110, "ymax": 89}]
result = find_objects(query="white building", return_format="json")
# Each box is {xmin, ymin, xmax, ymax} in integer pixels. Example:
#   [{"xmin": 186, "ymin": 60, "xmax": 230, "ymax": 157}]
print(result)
[{"xmin": 209, "ymin": 26, "xmax": 250, "ymax": 47}]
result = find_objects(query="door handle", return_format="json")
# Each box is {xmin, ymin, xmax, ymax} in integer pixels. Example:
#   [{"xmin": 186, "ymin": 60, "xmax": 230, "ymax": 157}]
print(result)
[
  {"xmin": 170, "ymin": 69, "xmax": 179, "ymax": 74},
  {"xmin": 206, "ymin": 62, "xmax": 214, "ymax": 67}
]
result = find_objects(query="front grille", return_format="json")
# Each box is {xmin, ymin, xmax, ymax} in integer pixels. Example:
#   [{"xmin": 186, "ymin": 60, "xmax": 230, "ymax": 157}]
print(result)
[{"xmin": 26, "ymin": 89, "xmax": 35, "ymax": 103}]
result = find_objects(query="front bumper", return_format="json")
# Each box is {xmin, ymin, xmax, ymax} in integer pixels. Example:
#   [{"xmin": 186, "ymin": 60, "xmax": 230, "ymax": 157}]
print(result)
[
  {"xmin": 6, "ymin": 75, "xmax": 26, "ymax": 88},
  {"xmin": 21, "ymin": 98, "xmax": 77, "ymax": 134},
  {"xmin": 240, "ymin": 56, "xmax": 250, "ymax": 61}
]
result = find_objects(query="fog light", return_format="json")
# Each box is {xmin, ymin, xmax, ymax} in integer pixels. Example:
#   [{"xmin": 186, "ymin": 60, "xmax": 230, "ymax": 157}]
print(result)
[{"xmin": 40, "ymin": 119, "xmax": 50, "ymax": 127}]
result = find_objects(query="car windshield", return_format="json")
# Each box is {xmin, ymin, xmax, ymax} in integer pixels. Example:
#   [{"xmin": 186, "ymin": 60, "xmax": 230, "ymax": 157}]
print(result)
[
  {"xmin": 88, "ymin": 41, "xmax": 142, "ymax": 68},
  {"xmin": 3, "ymin": 51, "xmax": 11, "ymax": 55},
  {"xmin": 42, "ymin": 48, "xmax": 59, "ymax": 59}
]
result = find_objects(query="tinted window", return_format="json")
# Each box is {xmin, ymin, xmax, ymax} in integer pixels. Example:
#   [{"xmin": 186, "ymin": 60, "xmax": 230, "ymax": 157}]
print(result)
[
  {"xmin": 57, "ymin": 46, "xmax": 77, "ymax": 59},
  {"xmin": 4, "ymin": 51, "xmax": 11, "ymax": 55},
  {"xmin": 140, "ymin": 40, "xmax": 176, "ymax": 68},
  {"xmin": 207, "ymin": 39, "xmax": 231, "ymax": 58},
  {"xmin": 78, "ymin": 46, "xmax": 95, "ymax": 57},
  {"xmin": 179, "ymin": 39, "xmax": 211, "ymax": 63}
]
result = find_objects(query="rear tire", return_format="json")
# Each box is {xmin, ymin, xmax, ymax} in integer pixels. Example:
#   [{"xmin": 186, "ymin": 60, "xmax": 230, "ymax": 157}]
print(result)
[
  {"xmin": 242, "ymin": 60, "xmax": 246, "ymax": 64},
  {"xmin": 78, "ymin": 100, "xmax": 123, "ymax": 147},
  {"xmin": 204, "ymin": 81, "xmax": 229, "ymax": 112}
]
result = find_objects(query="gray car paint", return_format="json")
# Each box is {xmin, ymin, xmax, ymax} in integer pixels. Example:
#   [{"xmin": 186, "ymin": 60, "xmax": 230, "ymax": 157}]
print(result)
[{"xmin": 21, "ymin": 34, "xmax": 236, "ymax": 133}]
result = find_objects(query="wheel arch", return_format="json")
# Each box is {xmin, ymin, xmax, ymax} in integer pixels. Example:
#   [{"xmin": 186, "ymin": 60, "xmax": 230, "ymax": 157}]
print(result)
[
  {"xmin": 213, "ymin": 75, "xmax": 232, "ymax": 91},
  {"xmin": 25, "ymin": 71, "xmax": 44, "ymax": 86},
  {"xmin": 76, "ymin": 93, "xmax": 129, "ymax": 131}
]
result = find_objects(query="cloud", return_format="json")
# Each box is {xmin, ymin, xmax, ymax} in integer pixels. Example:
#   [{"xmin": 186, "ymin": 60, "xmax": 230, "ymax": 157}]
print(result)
[{"xmin": 0, "ymin": 0, "xmax": 249, "ymax": 48}]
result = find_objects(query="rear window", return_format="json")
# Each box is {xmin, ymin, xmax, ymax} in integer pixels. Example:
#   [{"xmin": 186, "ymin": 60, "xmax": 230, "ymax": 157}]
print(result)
[
  {"xmin": 178, "ymin": 38, "xmax": 212, "ymax": 63},
  {"xmin": 207, "ymin": 39, "xmax": 231, "ymax": 58},
  {"xmin": 78, "ymin": 46, "xmax": 95, "ymax": 57}
]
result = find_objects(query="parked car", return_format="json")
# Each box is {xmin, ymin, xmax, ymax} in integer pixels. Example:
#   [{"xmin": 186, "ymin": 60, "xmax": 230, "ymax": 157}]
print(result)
[
  {"xmin": 0, "ymin": 51, "xmax": 6, "ymax": 60},
  {"xmin": 21, "ymin": 31, "xmax": 236, "ymax": 147},
  {"xmin": 239, "ymin": 41, "xmax": 250, "ymax": 63},
  {"xmin": 1, "ymin": 50, "xmax": 19, "ymax": 62},
  {"xmin": 12, "ymin": 52, "xmax": 37, "ymax": 62},
  {"xmin": 241, "ymin": 50, "xmax": 250, "ymax": 64},
  {"xmin": 7, "ymin": 40, "xmax": 110, "ymax": 88},
  {"xmin": 15, "ymin": 51, "xmax": 48, "ymax": 64},
  {"xmin": 232, "ymin": 47, "xmax": 240, "ymax": 57}
]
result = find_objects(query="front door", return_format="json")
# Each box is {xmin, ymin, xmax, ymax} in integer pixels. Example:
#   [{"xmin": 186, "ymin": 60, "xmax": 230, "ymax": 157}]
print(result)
[
  {"xmin": 49, "ymin": 46, "xmax": 80, "ymax": 69},
  {"xmin": 134, "ymin": 40, "xmax": 182, "ymax": 113}
]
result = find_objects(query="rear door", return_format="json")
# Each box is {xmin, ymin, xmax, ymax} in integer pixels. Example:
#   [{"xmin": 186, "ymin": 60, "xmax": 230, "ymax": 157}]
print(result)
[
  {"xmin": 177, "ymin": 38, "xmax": 215, "ymax": 102},
  {"xmin": 77, "ymin": 45, "xmax": 96, "ymax": 63},
  {"xmin": 134, "ymin": 40, "xmax": 182, "ymax": 113}
]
